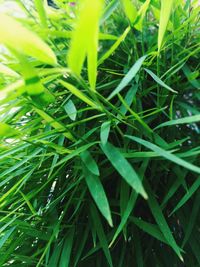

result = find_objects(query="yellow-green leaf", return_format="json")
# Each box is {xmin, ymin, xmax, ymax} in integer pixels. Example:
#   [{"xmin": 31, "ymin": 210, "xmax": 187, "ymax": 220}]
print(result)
[
  {"xmin": 0, "ymin": 63, "xmax": 19, "ymax": 78},
  {"xmin": 0, "ymin": 122, "xmax": 18, "ymax": 138},
  {"xmin": 0, "ymin": 13, "xmax": 57, "ymax": 65},
  {"xmin": 34, "ymin": 0, "xmax": 48, "ymax": 28},
  {"xmin": 158, "ymin": 0, "xmax": 174, "ymax": 52},
  {"xmin": 60, "ymin": 80, "xmax": 99, "ymax": 110},
  {"xmin": 134, "ymin": 0, "xmax": 151, "ymax": 31},
  {"xmin": 67, "ymin": 0, "xmax": 103, "ymax": 91},
  {"xmin": 121, "ymin": 0, "xmax": 137, "ymax": 24}
]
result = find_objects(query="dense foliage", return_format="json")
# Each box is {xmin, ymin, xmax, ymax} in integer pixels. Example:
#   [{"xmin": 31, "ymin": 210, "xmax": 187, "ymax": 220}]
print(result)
[{"xmin": 0, "ymin": 0, "xmax": 199, "ymax": 266}]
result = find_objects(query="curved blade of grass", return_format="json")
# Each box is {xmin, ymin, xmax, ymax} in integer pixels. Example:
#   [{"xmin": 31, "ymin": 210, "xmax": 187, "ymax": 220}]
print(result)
[
  {"xmin": 144, "ymin": 68, "xmax": 177, "ymax": 93},
  {"xmin": 83, "ymin": 166, "xmax": 113, "ymax": 226},
  {"xmin": 0, "ymin": 13, "xmax": 57, "ymax": 65},
  {"xmin": 48, "ymin": 242, "xmax": 63, "ymax": 267},
  {"xmin": 100, "ymin": 142, "xmax": 147, "ymax": 199},
  {"xmin": 158, "ymin": 0, "xmax": 174, "ymax": 52},
  {"xmin": 155, "ymin": 114, "xmax": 200, "ymax": 129},
  {"xmin": 126, "ymin": 135, "xmax": 200, "ymax": 174},
  {"xmin": 108, "ymin": 55, "xmax": 147, "ymax": 100}
]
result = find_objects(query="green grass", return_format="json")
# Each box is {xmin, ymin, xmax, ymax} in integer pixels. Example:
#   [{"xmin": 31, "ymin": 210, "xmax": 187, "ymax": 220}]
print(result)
[{"xmin": 0, "ymin": 0, "xmax": 199, "ymax": 266}]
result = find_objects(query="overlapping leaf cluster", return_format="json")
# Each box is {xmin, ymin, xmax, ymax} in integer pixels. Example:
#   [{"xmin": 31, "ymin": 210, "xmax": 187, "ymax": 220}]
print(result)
[{"xmin": 0, "ymin": 0, "xmax": 199, "ymax": 266}]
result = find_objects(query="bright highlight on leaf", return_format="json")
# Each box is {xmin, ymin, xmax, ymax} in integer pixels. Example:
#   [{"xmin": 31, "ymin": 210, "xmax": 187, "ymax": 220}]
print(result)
[
  {"xmin": 158, "ymin": 0, "xmax": 174, "ymax": 52},
  {"xmin": 67, "ymin": 0, "xmax": 104, "ymax": 91},
  {"xmin": 0, "ymin": 13, "xmax": 57, "ymax": 65}
]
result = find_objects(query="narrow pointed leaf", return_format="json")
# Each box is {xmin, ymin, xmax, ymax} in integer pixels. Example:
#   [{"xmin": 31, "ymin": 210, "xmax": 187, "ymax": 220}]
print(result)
[
  {"xmin": 126, "ymin": 135, "xmax": 200, "ymax": 174},
  {"xmin": 158, "ymin": 0, "xmax": 174, "ymax": 51},
  {"xmin": 144, "ymin": 68, "xmax": 177, "ymax": 93},
  {"xmin": 83, "ymin": 166, "xmax": 113, "ymax": 226},
  {"xmin": 145, "ymin": 182, "xmax": 183, "ymax": 261},
  {"xmin": 155, "ymin": 114, "xmax": 200, "ymax": 129},
  {"xmin": 100, "ymin": 121, "xmax": 111, "ymax": 145},
  {"xmin": 108, "ymin": 56, "xmax": 147, "ymax": 100},
  {"xmin": 100, "ymin": 142, "xmax": 147, "ymax": 199},
  {"xmin": 59, "ymin": 228, "xmax": 75, "ymax": 267},
  {"xmin": 81, "ymin": 150, "xmax": 99, "ymax": 176}
]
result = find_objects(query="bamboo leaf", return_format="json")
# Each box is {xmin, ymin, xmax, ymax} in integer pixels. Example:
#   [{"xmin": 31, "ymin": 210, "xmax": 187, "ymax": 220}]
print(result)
[
  {"xmin": 126, "ymin": 135, "xmax": 200, "ymax": 174},
  {"xmin": 64, "ymin": 100, "xmax": 77, "ymax": 121},
  {"xmin": 155, "ymin": 114, "xmax": 200, "ymax": 129},
  {"xmin": 100, "ymin": 142, "xmax": 147, "ymax": 199},
  {"xmin": 67, "ymin": 0, "xmax": 103, "ymax": 90},
  {"xmin": 100, "ymin": 121, "xmax": 111, "ymax": 145},
  {"xmin": 170, "ymin": 177, "xmax": 200, "ymax": 215},
  {"xmin": 98, "ymin": 27, "xmax": 130, "ymax": 66},
  {"xmin": 0, "ymin": 13, "xmax": 57, "ymax": 65},
  {"xmin": 60, "ymin": 80, "xmax": 99, "ymax": 109},
  {"xmin": 59, "ymin": 228, "xmax": 75, "ymax": 267},
  {"xmin": 145, "ymin": 182, "xmax": 183, "ymax": 261},
  {"xmin": 80, "ymin": 150, "xmax": 100, "ymax": 176},
  {"xmin": 108, "ymin": 55, "xmax": 147, "ymax": 100},
  {"xmin": 83, "ymin": 166, "xmax": 113, "ymax": 226},
  {"xmin": 158, "ymin": 0, "xmax": 174, "ymax": 52},
  {"xmin": 34, "ymin": 0, "xmax": 48, "ymax": 28},
  {"xmin": 121, "ymin": 0, "xmax": 137, "ymax": 23},
  {"xmin": 144, "ymin": 68, "xmax": 177, "ymax": 93},
  {"xmin": 90, "ymin": 204, "xmax": 113, "ymax": 267}
]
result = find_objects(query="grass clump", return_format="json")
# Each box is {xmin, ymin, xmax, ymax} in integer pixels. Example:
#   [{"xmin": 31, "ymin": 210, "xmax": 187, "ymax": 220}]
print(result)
[{"xmin": 0, "ymin": 0, "xmax": 199, "ymax": 266}]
